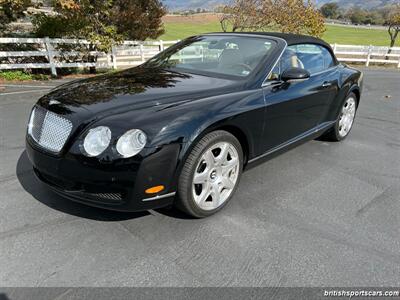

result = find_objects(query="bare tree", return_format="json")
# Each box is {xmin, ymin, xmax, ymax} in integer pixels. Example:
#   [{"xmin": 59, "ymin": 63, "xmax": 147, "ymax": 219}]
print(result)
[
  {"xmin": 218, "ymin": 0, "xmax": 325, "ymax": 38},
  {"xmin": 218, "ymin": 0, "xmax": 262, "ymax": 32},
  {"xmin": 387, "ymin": 6, "xmax": 400, "ymax": 55}
]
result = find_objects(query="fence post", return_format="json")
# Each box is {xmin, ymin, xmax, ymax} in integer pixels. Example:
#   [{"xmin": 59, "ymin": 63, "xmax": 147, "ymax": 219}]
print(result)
[
  {"xmin": 332, "ymin": 43, "xmax": 337, "ymax": 54},
  {"xmin": 366, "ymin": 45, "xmax": 372, "ymax": 67},
  {"xmin": 111, "ymin": 45, "xmax": 117, "ymax": 69},
  {"xmin": 44, "ymin": 37, "xmax": 57, "ymax": 76},
  {"xmin": 140, "ymin": 44, "xmax": 145, "ymax": 62},
  {"xmin": 159, "ymin": 40, "xmax": 164, "ymax": 52},
  {"xmin": 397, "ymin": 54, "xmax": 400, "ymax": 68}
]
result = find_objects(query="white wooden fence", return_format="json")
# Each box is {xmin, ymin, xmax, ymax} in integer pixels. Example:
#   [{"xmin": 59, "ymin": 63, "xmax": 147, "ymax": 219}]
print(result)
[
  {"xmin": 1, "ymin": 37, "xmax": 400, "ymax": 76},
  {"xmin": 332, "ymin": 43, "xmax": 400, "ymax": 68},
  {"xmin": 0, "ymin": 37, "xmax": 179, "ymax": 76}
]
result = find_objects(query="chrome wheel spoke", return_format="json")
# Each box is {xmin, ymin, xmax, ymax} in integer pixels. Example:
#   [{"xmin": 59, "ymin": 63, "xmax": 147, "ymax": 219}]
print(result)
[
  {"xmin": 221, "ymin": 176, "xmax": 235, "ymax": 189},
  {"xmin": 222, "ymin": 158, "xmax": 238, "ymax": 176},
  {"xmin": 204, "ymin": 149, "xmax": 215, "ymax": 167},
  {"xmin": 215, "ymin": 143, "xmax": 228, "ymax": 165},
  {"xmin": 195, "ymin": 181, "xmax": 210, "ymax": 205},
  {"xmin": 210, "ymin": 183, "xmax": 221, "ymax": 207},
  {"xmin": 193, "ymin": 171, "xmax": 208, "ymax": 184}
]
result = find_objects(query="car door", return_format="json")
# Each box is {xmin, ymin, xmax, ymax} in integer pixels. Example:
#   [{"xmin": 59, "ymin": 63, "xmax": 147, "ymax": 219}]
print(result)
[{"xmin": 261, "ymin": 44, "xmax": 339, "ymax": 151}]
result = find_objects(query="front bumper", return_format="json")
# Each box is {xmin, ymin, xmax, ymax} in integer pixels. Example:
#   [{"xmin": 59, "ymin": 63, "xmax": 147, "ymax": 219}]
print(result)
[{"xmin": 26, "ymin": 138, "xmax": 182, "ymax": 211}]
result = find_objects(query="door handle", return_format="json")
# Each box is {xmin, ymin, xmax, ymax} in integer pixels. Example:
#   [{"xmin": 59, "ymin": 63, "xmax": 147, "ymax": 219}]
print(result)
[{"xmin": 322, "ymin": 81, "xmax": 333, "ymax": 88}]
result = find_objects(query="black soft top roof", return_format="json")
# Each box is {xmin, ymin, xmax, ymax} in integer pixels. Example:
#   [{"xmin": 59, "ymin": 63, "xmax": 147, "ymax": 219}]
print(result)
[
  {"xmin": 209, "ymin": 32, "xmax": 332, "ymax": 50},
  {"xmin": 253, "ymin": 32, "xmax": 331, "ymax": 48}
]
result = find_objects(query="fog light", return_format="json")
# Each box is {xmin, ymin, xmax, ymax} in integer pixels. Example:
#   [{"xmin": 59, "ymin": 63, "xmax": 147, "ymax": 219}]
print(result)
[{"xmin": 145, "ymin": 185, "xmax": 165, "ymax": 194}]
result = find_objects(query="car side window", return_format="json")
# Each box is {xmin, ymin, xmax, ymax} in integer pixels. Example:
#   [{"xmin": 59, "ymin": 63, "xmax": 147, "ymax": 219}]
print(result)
[
  {"xmin": 287, "ymin": 44, "xmax": 335, "ymax": 74},
  {"xmin": 267, "ymin": 44, "xmax": 335, "ymax": 81},
  {"xmin": 267, "ymin": 49, "xmax": 299, "ymax": 81},
  {"xmin": 321, "ymin": 46, "xmax": 335, "ymax": 69}
]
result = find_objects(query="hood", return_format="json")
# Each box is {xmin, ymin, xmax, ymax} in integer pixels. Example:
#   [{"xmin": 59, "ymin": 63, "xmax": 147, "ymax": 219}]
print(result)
[{"xmin": 38, "ymin": 66, "xmax": 240, "ymax": 119}]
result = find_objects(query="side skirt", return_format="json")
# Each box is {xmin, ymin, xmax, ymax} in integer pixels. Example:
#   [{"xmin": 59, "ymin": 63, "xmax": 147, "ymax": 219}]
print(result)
[{"xmin": 244, "ymin": 121, "xmax": 336, "ymax": 171}]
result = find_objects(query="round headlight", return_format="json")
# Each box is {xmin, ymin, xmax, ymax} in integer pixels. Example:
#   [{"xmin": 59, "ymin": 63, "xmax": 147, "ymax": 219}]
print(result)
[
  {"xmin": 83, "ymin": 126, "xmax": 111, "ymax": 157},
  {"xmin": 116, "ymin": 129, "xmax": 147, "ymax": 158}
]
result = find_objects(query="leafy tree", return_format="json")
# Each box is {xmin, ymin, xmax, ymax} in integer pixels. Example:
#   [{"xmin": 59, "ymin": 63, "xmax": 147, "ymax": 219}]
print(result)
[
  {"xmin": 345, "ymin": 8, "xmax": 385, "ymax": 26},
  {"xmin": 364, "ymin": 11, "xmax": 384, "ymax": 25},
  {"xmin": 347, "ymin": 8, "xmax": 363, "ymax": 24},
  {"xmin": 346, "ymin": 7, "xmax": 368, "ymax": 25},
  {"xmin": 267, "ymin": 0, "xmax": 326, "ymax": 37},
  {"xmin": 219, "ymin": 0, "xmax": 325, "ymax": 38},
  {"xmin": 33, "ymin": 0, "xmax": 165, "ymax": 73},
  {"xmin": 112, "ymin": 0, "xmax": 166, "ymax": 41},
  {"xmin": 33, "ymin": 0, "xmax": 123, "ymax": 52},
  {"xmin": 33, "ymin": 0, "xmax": 166, "ymax": 51},
  {"xmin": 320, "ymin": 2, "xmax": 339, "ymax": 19},
  {"xmin": 0, "ymin": 0, "xmax": 32, "ymax": 36}
]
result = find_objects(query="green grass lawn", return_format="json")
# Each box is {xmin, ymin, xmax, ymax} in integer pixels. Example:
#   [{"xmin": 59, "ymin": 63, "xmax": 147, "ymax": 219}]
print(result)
[
  {"xmin": 324, "ymin": 25, "xmax": 397, "ymax": 46},
  {"xmin": 160, "ymin": 22, "xmax": 221, "ymax": 40},
  {"xmin": 160, "ymin": 22, "xmax": 398, "ymax": 47}
]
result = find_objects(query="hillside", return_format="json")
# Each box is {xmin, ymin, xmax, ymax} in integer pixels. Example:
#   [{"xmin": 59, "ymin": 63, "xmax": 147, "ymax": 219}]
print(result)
[
  {"xmin": 162, "ymin": 0, "xmax": 398, "ymax": 10},
  {"xmin": 315, "ymin": 0, "xmax": 398, "ymax": 9},
  {"xmin": 160, "ymin": 14, "xmax": 399, "ymax": 46},
  {"xmin": 162, "ymin": 0, "xmax": 226, "ymax": 10}
]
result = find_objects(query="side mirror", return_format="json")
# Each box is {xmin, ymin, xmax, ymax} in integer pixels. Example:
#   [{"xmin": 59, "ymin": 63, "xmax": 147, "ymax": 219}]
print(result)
[{"xmin": 281, "ymin": 67, "xmax": 310, "ymax": 82}]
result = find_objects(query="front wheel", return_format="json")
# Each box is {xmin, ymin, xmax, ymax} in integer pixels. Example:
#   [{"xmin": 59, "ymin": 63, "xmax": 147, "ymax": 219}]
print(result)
[
  {"xmin": 322, "ymin": 93, "xmax": 358, "ymax": 141},
  {"xmin": 176, "ymin": 130, "xmax": 243, "ymax": 218}
]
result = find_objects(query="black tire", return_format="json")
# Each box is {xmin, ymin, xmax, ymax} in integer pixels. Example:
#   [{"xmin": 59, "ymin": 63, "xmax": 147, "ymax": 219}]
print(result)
[
  {"xmin": 321, "ymin": 92, "xmax": 358, "ymax": 142},
  {"xmin": 176, "ymin": 130, "xmax": 243, "ymax": 218}
]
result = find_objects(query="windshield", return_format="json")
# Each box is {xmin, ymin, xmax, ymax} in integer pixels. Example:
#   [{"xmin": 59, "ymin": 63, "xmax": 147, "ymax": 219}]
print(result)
[{"xmin": 146, "ymin": 35, "xmax": 276, "ymax": 78}]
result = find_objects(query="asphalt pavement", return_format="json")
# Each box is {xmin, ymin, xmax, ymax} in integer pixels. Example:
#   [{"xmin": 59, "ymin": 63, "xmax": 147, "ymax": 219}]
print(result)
[{"xmin": 0, "ymin": 69, "xmax": 399, "ymax": 287}]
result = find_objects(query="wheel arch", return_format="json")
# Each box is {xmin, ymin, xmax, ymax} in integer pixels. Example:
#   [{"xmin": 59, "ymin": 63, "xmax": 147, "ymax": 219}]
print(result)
[
  {"xmin": 214, "ymin": 125, "xmax": 250, "ymax": 166},
  {"xmin": 169, "ymin": 121, "xmax": 252, "ymax": 194},
  {"xmin": 185, "ymin": 122, "xmax": 251, "ymax": 168},
  {"xmin": 349, "ymin": 86, "xmax": 360, "ymax": 107}
]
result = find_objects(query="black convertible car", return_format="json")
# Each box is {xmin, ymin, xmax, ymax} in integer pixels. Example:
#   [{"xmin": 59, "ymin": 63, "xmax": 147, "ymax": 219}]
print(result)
[{"xmin": 26, "ymin": 32, "xmax": 363, "ymax": 217}]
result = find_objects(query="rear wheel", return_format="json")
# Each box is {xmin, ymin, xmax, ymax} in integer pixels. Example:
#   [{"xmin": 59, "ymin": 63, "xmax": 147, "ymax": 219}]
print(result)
[
  {"xmin": 322, "ymin": 93, "xmax": 358, "ymax": 141},
  {"xmin": 176, "ymin": 130, "xmax": 243, "ymax": 218}
]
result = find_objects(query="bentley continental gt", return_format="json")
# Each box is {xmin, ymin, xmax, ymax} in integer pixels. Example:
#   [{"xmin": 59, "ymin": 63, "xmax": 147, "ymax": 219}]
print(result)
[{"xmin": 26, "ymin": 33, "xmax": 363, "ymax": 218}]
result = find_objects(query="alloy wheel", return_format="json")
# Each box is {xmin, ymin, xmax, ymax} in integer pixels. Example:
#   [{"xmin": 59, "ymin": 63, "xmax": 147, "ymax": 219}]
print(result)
[
  {"xmin": 338, "ymin": 97, "xmax": 356, "ymax": 138},
  {"xmin": 192, "ymin": 142, "xmax": 240, "ymax": 210}
]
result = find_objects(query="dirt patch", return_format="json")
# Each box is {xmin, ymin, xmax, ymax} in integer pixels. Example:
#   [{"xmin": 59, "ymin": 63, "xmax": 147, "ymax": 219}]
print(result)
[{"xmin": 163, "ymin": 13, "xmax": 221, "ymax": 24}]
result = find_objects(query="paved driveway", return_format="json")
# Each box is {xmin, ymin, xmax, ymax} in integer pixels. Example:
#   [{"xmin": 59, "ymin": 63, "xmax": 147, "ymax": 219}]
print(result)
[{"xmin": 0, "ymin": 69, "xmax": 399, "ymax": 287}]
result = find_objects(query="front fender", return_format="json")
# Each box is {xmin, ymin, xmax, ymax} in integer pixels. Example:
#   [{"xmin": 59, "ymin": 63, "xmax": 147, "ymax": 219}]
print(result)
[{"xmin": 155, "ymin": 89, "xmax": 266, "ymax": 191}]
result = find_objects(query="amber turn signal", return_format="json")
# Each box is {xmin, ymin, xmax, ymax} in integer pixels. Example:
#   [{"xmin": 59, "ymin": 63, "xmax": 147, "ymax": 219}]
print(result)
[{"xmin": 145, "ymin": 185, "xmax": 165, "ymax": 194}]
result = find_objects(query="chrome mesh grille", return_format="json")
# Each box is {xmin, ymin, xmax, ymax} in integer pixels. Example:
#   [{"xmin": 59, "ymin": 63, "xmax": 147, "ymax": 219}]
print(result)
[{"xmin": 28, "ymin": 106, "xmax": 73, "ymax": 153}]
